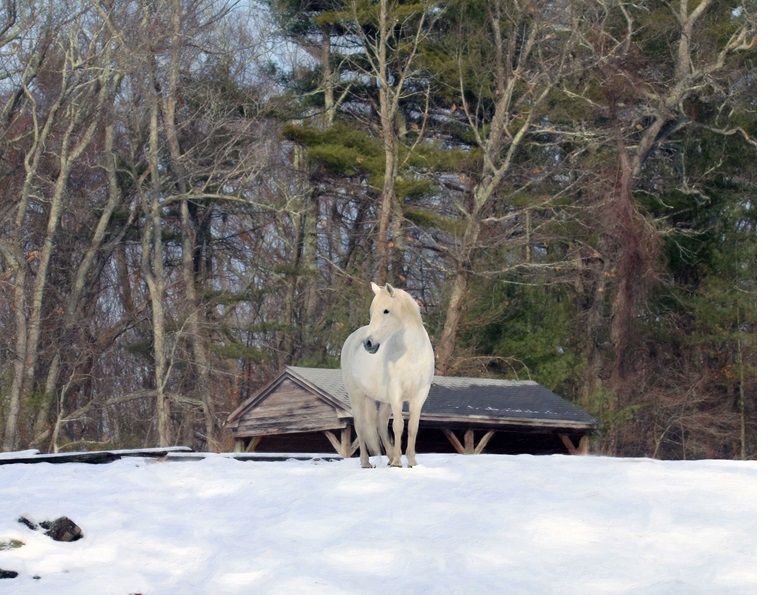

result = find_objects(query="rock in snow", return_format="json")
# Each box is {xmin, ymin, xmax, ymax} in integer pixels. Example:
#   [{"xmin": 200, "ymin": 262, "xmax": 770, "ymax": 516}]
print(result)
[
  {"xmin": 16, "ymin": 515, "xmax": 83, "ymax": 541},
  {"xmin": 0, "ymin": 538, "xmax": 24, "ymax": 551},
  {"xmin": 16, "ymin": 516, "xmax": 37, "ymax": 531},
  {"xmin": 40, "ymin": 517, "xmax": 83, "ymax": 542}
]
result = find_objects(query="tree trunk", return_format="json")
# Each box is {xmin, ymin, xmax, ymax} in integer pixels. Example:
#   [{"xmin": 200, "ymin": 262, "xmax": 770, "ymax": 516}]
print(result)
[
  {"xmin": 2, "ymin": 252, "xmax": 27, "ymax": 450},
  {"xmin": 736, "ymin": 336, "xmax": 746, "ymax": 460},
  {"xmin": 374, "ymin": 88, "xmax": 397, "ymax": 285},
  {"xmin": 435, "ymin": 268, "xmax": 468, "ymax": 376},
  {"xmin": 115, "ymin": 242, "xmax": 135, "ymax": 316},
  {"xmin": 33, "ymin": 122, "xmax": 123, "ymax": 440},
  {"xmin": 375, "ymin": 145, "xmax": 396, "ymax": 285},
  {"xmin": 1, "ymin": 81, "xmax": 65, "ymax": 449},
  {"xmin": 373, "ymin": 0, "xmax": 400, "ymax": 286},
  {"xmin": 143, "ymin": 90, "xmax": 171, "ymax": 447},
  {"xmin": 301, "ymin": 187, "xmax": 320, "ymax": 357},
  {"xmin": 435, "ymin": 215, "xmax": 481, "ymax": 375},
  {"xmin": 321, "ymin": 29, "xmax": 335, "ymax": 128},
  {"xmin": 432, "ymin": 14, "xmax": 544, "ymax": 374},
  {"xmin": 160, "ymin": 0, "xmax": 215, "ymax": 449},
  {"xmin": 15, "ymin": 43, "xmax": 112, "ymax": 447},
  {"xmin": 280, "ymin": 201, "xmax": 304, "ymax": 366}
]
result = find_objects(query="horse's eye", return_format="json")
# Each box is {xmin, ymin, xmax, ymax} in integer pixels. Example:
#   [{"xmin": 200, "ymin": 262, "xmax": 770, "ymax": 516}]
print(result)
[{"xmin": 383, "ymin": 309, "xmax": 390, "ymax": 314}]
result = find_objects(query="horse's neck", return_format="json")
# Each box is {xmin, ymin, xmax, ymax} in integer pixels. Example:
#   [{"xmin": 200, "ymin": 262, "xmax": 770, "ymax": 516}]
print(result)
[
  {"xmin": 398, "ymin": 296, "xmax": 423, "ymax": 328},
  {"xmin": 400, "ymin": 313, "xmax": 428, "ymax": 342}
]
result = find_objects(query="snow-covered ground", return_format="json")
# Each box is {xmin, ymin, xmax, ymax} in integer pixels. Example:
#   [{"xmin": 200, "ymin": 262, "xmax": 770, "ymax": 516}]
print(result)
[{"xmin": 0, "ymin": 453, "xmax": 756, "ymax": 594}]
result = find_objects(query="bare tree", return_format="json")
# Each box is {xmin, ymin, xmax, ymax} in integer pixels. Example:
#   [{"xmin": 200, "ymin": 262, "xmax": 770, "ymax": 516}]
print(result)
[
  {"xmin": 1, "ymin": 7, "xmax": 118, "ymax": 449},
  {"xmin": 570, "ymin": 1, "xmax": 756, "ymax": 450},
  {"xmin": 348, "ymin": 0, "xmax": 432, "ymax": 284},
  {"xmin": 434, "ymin": 1, "xmax": 581, "ymax": 374}
]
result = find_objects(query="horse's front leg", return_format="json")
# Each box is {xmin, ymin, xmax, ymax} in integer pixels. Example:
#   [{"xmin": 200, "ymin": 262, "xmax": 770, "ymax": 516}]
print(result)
[
  {"xmin": 389, "ymin": 399, "xmax": 404, "ymax": 468},
  {"xmin": 377, "ymin": 401, "xmax": 394, "ymax": 464},
  {"xmin": 406, "ymin": 391, "xmax": 428, "ymax": 467}
]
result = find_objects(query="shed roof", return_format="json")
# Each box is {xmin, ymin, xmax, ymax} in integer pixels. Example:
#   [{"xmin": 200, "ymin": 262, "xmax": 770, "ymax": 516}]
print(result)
[{"xmin": 282, "ymin": 366, "xmax": 596, "ymax": 430}]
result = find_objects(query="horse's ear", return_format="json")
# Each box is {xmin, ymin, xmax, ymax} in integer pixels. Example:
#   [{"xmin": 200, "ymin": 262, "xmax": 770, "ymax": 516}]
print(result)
[
  {"xmin": 370, "ymin": 281, "xmax": 380, "ymax": 294},
  {"xmin": 385, "ymin": 283, "xmax": 395, "ymax": 297}
]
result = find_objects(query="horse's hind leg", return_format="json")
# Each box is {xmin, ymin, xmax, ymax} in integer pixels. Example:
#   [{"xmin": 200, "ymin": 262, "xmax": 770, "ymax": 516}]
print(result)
[
  {"xmin": 351, "ymin": 392, "xmax": 376, "ymax": 468},
  {"xmin": 377, "ymin": 402, "xmax": 394, "ymax": 464},
  {"xmin": 362, "ymin": 396, "xmax": 381, "ymax": 457}
]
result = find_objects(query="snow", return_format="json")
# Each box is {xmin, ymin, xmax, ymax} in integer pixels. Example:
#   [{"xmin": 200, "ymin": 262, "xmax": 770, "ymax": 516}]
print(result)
[
  {"xmin": 0, "ymin": 450, "xmax": 39, "ymax": 460},
  {"xmin": 0, "ymin": 447, "xmax": 191, "ymax": 462},
  {"xmin": 0, "ymin": 453, "xmax": 756, "ymax": 594}
]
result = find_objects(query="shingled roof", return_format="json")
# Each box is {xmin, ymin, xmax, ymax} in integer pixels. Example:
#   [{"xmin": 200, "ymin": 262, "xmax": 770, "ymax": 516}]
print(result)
[{"xmin": 285, "ymin": 366, "xmax": 596, "ymax": 430}]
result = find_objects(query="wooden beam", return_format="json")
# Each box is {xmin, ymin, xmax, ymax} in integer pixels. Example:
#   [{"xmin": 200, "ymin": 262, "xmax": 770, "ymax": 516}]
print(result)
[
  {"xmin": 340, "ymin": 426, "xmax": 352, "ymax": 457},
  {"xmin": 245, "ymin": 436, "xmax": 263, "ymax": 453},
  {"xmin": 350, "ymin": 437, "xmax": 359, "ymax": 456},
  {"xmin": 464, "ymin": 429, "xmax": 474, "ymax": 454},
  {"xmin": 474, "ymin": 430, "xmax": 496, "ymax": 454},
  {"xmin": 559, "ymin": 434, "xmax": 578, "ymax": 455},
  {"xmin": 234, "ymin": 418, "xmax": 347, "ymax": 435},
  {"xmin": 577, "ymin": 434, "xmax": 589, "ymax": 455},
  {"xmin": 324, "ymin": 431, "xmax": 343, "ymax": 456},
  {"xmin": 442, "ymin": 429, "xmax": 465, "ymax": 454},
  {"xmin": 419, "ymin": 413, "xmax": 595, "ymax": 431},
  {"xmin": 234, "ymin": 438, "xmax": 244, "ymax": 453}
]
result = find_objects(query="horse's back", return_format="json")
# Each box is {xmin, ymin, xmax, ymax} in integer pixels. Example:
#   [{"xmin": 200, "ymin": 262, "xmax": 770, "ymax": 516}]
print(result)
[{"xmin": 341, "ymin": 326, "xmax": 367, "ymax": 366}]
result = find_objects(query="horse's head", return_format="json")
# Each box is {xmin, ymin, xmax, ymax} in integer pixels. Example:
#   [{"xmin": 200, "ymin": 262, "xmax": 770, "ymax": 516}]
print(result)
[{"xmin": 363, "ymin": 282, "xmax": 421, "ymax": 354}]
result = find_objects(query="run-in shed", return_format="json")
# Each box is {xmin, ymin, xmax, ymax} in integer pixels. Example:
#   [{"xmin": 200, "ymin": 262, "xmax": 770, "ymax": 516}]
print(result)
[{"xmin": 226, "ymin": 366, "xmax": 597, "ymax": 456}]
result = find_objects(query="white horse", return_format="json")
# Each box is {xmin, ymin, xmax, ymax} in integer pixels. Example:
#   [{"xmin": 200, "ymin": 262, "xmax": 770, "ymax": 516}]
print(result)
[{"xmin": 341, "ymin": 282, "xmax": 435, "ymax": 468}]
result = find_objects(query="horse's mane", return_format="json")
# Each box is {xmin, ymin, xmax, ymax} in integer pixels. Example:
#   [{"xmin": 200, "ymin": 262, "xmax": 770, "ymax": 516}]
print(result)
[{"xmin": 397, "ymin": 288, "xmax": 423, "ymax": 324}]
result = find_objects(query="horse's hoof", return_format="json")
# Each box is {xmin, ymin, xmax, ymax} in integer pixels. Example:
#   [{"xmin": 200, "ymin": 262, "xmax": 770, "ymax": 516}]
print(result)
[{"xmin": 388, "ymin": 461, "xmax": 402, "ymax": 468}]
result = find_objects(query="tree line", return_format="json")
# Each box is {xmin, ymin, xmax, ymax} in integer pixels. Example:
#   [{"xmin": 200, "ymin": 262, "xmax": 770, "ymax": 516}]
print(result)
[{"xmin": 0, "ymin": 0, "xmax": 756, "ymax": 458}]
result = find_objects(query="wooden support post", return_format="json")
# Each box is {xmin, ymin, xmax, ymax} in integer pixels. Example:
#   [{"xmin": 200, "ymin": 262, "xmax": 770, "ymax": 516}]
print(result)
[
  {"xmin": 559, "ymin": 434, "xmax": 591, "ymax": 455},
  {"xmin": 324, "ymin": 430, "xmax": 343, "ymax": 456},
  {"xmin": 577, "ymin": 434, "xmax": 590, "ymax": 455},
  {"xmin": 234, "ymin": 438, "xmax": 244, "ymax": 453},
  {"xmin": 350, "ymin": 437, "xmax": 360, "ymax": 456},
  {"xmin": 464, "ymin": 429, "xmax": 474, "ymax": 454},
  {"xmin": 559, "ymin": 434, "xmax": 577, "ymax": 454},
  {"xmin": 442, "ymin": 429, "xmax": 465, "ymax": 454},
  {"xmin": 474, "ymin": 430, "xmax": 496, "ymax": 454},
  {"xmin": 340, "ymin": 426, "xmax": 352, "ymax": 457},
  {"xmin": 245, "ymin": 436, "xmax": 263, "ymax": 453}
]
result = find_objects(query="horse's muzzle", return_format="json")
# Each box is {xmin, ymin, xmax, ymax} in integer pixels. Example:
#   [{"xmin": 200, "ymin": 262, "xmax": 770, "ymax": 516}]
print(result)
[{"xmin": 363, "ymin": 338, "xmax": 380, "ymax": 354}]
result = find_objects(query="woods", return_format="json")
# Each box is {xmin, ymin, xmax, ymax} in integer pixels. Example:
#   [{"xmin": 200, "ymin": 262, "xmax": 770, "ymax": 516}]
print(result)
[{"xmin": 0, "ymin": 0, "xmax": 756, "ymax": 459}]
